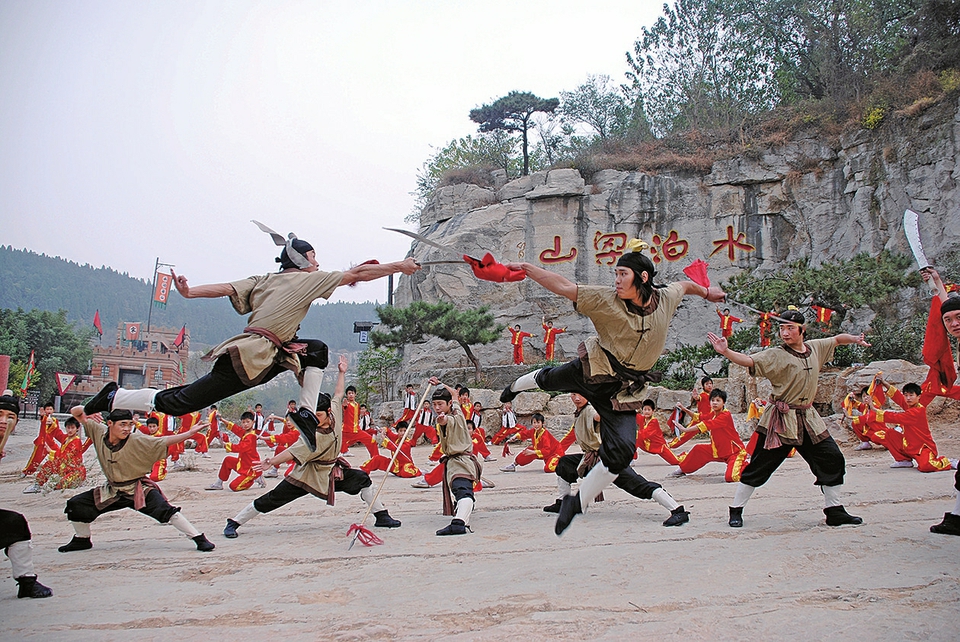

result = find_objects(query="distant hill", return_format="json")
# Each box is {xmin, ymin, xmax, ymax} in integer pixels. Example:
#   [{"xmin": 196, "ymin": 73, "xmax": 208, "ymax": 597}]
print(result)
[{"xmin": 0, "ymin": 245, "xmax": 378, "ymax": 352}]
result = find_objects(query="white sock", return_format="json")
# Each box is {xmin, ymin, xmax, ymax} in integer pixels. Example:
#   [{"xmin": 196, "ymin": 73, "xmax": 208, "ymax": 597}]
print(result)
[
  {"xmin": 72, "ymin": 522, "xmax": 92, "ymax": 538},
  {"xmin": 652, "ymin": 487, "xmax": 680, "ymax": 511},
  {"xmin": 168, "ymin": 512, "xmax": 202, "ymax": 538},
  {"xmin": 112, "ymin": 388, "xmax": 158, "ymax": 412},
  {"xmin": 557, "ymin": 478, "xmax": 572, "ymax": 498},
  {"xmin": 7, "ymin": 540, "xmax": 34, "ymax": 579},
  {"xmin": 577, "ymin": 464, "xmax": 618, "ymax": 513},
  {"xmin": 299, "ymin": 366, "xmax": 324, "ymax": 412},
  {"xmin": 952, "ymin": 493, "xmax": 960, "ymax": 516},
  {"xmin": 360, "ymin": 486, "xmax": 385, "ymax": 514},
  {"xmin": 731, "ymin": 483, "xmax": 755, "ymax": 508},
  {"xmin": 822, "ymin": 485, "xmax": 842, "ymax": 508},
  {"xmin": 232, "ymin": 502, "xmax": 261, "ymax": 525},
  {"xmin": 511, "ymin": 369, "xmax": 542, "ymax": 393},
  {"xmin": 454, "ymin": 498, "xmax": 474, "ymax": 525}
]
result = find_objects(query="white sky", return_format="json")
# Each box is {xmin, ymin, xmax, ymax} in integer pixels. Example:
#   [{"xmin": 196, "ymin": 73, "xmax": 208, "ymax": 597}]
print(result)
[{"xmin": 0, "ymin": 0, "xmax": 663, "ymax": 302}]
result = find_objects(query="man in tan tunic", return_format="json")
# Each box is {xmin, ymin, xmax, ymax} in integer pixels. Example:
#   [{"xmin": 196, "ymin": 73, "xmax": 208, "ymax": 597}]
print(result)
[
  {"xmin": 544, "ymin": 393, "xmax": 689, "ymax": 526},
  {"xmin": 429, "ymin": 378, "xmax": 482, "ymax": 536},
  {"xmin": 58, "ymin": 407, "xmax": 215, "ymax": 552},
  {"xmin": 84, "ymin": 237, "xmax": 420, "ymax": 416},
  {"xmin": 499, "ymin": 240, "xmax": 725, "ymax": 535},
  {"xmin": 221, "ymin": 355, "xmax": 400, "ymax": 539},
  {"xmin": 708, "ymin": 309, "xmax": 870, "ymax": 528}
]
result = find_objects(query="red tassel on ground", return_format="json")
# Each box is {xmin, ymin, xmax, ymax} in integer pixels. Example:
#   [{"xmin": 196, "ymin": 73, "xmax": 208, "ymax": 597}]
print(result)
[{"xmin": 347, "ymin": 523, "xmax": 384, "ymax": 547}]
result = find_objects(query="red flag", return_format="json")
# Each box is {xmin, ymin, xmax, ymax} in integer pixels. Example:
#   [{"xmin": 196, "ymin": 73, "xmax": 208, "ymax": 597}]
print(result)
[
  {"xmin": 682, "ymin": 259, "xmax": 711, "ymax": 288},
  {"xmin": 124, "ymin": 322, "xmax": 142, "ymax": 341},
  {"xmin": 153, "ymin": 272, "xmax": 172, "ymax": 307},
  {"xmin": 93, "ymin": 310, "xmax": 103, "ymax": 336},
  {"xmin": 811, "ymin": 305, "xmax": 834, "ymax": 325},
  {"xmin": 20, "ymin": 350, "xmax": 36, "ymax": 396},
  {"xmin": 173, "ymin": 325, "xmax": 186, "ymax": 348}
]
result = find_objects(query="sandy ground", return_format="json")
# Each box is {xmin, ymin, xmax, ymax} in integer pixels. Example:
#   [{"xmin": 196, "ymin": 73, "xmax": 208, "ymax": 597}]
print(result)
[{"xmin": 0, "ymin": 417, "xmax": 958, "ymax": 641}]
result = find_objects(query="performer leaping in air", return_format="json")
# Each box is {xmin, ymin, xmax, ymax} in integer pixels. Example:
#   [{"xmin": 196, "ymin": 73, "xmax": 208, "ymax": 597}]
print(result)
[
  {"xmin": 83, "ymin": 225, "xmax": 420, "ymax": 417},
  {"xmin": 498, "ymin": 239, "xmax": 725, "ymax": 535}
]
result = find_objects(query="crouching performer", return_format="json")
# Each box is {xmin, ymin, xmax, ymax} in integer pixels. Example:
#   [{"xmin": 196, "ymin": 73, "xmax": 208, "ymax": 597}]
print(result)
[
  {"xmin": 222, "ymin": 355, "xmax": 400, "ymax": 539},
  {"xmin": 59, "ymin": 406, "xmax": 215, "ymax": 553},
  {"xmin": 429, "ymin": 378, "xmax": 482, "ymax": 536}
]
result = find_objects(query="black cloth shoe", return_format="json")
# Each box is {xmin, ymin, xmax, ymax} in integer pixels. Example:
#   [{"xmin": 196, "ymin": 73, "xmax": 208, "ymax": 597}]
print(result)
[
  {"xmin": 288, "ymin": 408, "xmax": 319, "ymax": 450},
  {"xmin": 84, "ymin": 382, "xmax": 118, "ymax": 415},
  {"xmin": 58, "ymin": 536, "xmax": 92, "ymax": 553},
  {"xmin": 436, "ymin": 518, "xmax": 467, "ymax": 536},
  {"xmin": 728, "ymin": 506, "xmax": 744, "ymax": 528},
  {"xmin": 663, "ymin": 505, "xmax": 690, "ymax": 527},
  {"xmin": 223, "ymin": 519, "xmax": 240, "ymax": 539},
  {"xmin": 555, "ymin": 493, "xmax": 582, "ymax": 536},
  {"xmin": 824, "ymin": 505, "xmax": 862, "ymax": 526},
  {"xmin": 499, "ymin": 384, "xmax": 519, "ymax": 404},
  {"xmin": 374, "ymin": 510, "xmax": 401, "ymax": 528},
  {"xmin": 930, "ymin": 512, "xmax": 960, "ymax": 535},
  {"xmin": 16, "ymin": 575, "xmax": 53, "ymax": 599},
  {"xmin": 543, "ymin": 499, "xmax": 562, "ymax": 513},
  {"xmin": 193, "ymin": 534, "xmax": 216, "ymax": 551}
]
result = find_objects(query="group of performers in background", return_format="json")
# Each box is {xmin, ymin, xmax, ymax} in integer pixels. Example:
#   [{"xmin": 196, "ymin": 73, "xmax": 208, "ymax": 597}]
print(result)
[{"xmin": 5, "ymin": 228, "xmax": 960, "ymax": 601}]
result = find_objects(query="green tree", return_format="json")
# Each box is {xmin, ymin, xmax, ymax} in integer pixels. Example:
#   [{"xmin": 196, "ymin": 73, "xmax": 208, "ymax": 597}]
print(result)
[
  {"xmin": 0, "ymin": 308, "xmax": 94, "ymax": 402},
  {"xmin": 371, "ymin": 301, "xmax": 504, "ymax": 382},
  {"xmin": 469, "ymin": 91, "xmax": 560, "ymax": 176},
  {"xmin": 559, "ymin": 75, "xmax": 632, "ymax": 140},
  {"xmin": 356, "ymin": 347, "xmax": 403, "ymax": 404}
]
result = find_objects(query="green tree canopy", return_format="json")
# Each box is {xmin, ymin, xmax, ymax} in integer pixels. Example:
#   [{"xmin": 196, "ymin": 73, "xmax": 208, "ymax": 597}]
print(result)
[
  {"xmin": 0, "ymin": 308, "xmax": 94, "ymax": 402},
  {"xmin": 560, "ymin": 75, "xmax": 635, "ymax": 141},
  {"xmin": 469, "ymin": 91, "xmax": 559, "ymax": 176},
  {"xmin": 370, "ymin": 301, "xmax": 504, "ymax": 382}
]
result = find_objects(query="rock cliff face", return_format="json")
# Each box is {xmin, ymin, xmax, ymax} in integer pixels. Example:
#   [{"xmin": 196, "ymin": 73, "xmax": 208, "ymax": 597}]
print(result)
[{"xmin": 392, "ymin": 97, "xmax": 960, "ymax": 379}]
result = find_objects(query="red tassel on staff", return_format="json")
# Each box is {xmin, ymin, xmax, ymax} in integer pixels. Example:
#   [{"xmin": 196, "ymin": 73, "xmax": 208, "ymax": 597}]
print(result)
[
  {"xmin": 346, "ymin": 523, "xmax": 384, "ymax": 547},
  {"xmin": 501, "ymin": 442, "xmax": 511, "ymax": 457},
  {"xmin": 683, "ymin": 259, "xmax": 711, "ymax": 288}
]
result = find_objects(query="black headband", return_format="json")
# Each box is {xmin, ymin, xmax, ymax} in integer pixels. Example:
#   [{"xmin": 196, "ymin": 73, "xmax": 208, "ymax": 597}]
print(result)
[{"xmin": 0, "ymin": 394, "xmax": 20, "ymax": 416}]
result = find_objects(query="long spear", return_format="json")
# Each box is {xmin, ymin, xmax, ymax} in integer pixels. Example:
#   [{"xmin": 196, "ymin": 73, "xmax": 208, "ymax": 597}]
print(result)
[{"xmin": 347, "ymin": 379, "xmax": 435, "ymax": 549}]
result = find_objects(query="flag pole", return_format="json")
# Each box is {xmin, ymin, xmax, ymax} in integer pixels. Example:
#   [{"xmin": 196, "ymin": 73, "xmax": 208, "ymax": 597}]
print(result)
[{"xmin": 146, "ymin": 257, "xmax": 159, "ymax": 334}]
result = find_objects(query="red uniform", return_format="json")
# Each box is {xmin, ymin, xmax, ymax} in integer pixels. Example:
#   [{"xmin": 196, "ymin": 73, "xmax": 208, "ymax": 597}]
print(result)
[
  {"xmin": 340, "ymin": 399, "xmax": 380, "ymax": 457},
  {"xmin": 218, "ymin": 431, "xmax": 262, "ymax": 491},
  {"xmin": 717, "ymin": 309, "xmax": 743, "ymax": 338},
  {"xmin": 758, "ymin": 312, "xmax": 773, "ymax": 347},
  {"xmin": 635, "ymin": 415, "xmax": 681, "ymax": 465},
  {"xmin": 262, "ymin": 427, "xmax": 300, "ymax": 476},
  {"xmin": 362, "ymin": 427, "xmax": 422, "ymax": 478},
  {"xmin": 508, "ymin": 327, "xmax": 533, "ymax": 364},
  {"xmin": 405, "ymin": 406, "xmax": 438, "ymax": 446},
  {"xmin": 22, "ymin": 414, "xmax": 65, "ymax": 476},
  {"xmin": 811, "ymin": 305, "xmax": 834, "ymax": 326},
  {"xmin": 542, "ymin": 323, "xmax": 566, "ymax": 361},
  {"xmin": 207, "ymin": 409, "xmax": 222, "ymax": 445},
  {"xmin": 857, "ymin": 387, "xmax": 953, "ymax": 472},
  {"xmin": 393, "ymin": 391, "xmax": 418, "ymax": 428},
  {"xmin": 180, "ymin": 411, "xmax": 208, "ymax": 454},
  {"xmin": 508, "ymin": 425, "xmax": 565, "ymax": 472},
  {"xmin": 668, "ymin": 394, "xmax": 712, "ymax": 449},
  {"xmin": 677, "ymin": 409, "xmax": 748, "ymax": 482},
  {"xmin": 35, "ymin": 434, "xmax": 91, "ymax": 489}
]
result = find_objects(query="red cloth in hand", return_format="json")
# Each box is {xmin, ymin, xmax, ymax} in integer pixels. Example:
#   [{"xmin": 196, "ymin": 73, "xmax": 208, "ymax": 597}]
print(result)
[{"xmin": 463, "ymin": 253, "xmax": 525, "ymax": 283}]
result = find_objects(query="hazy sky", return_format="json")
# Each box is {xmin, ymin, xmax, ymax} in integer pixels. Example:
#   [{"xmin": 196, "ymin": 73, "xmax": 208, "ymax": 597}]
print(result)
[{"xmin": 0, "ymin": 0, "xmax": 662, "ymax": 302}]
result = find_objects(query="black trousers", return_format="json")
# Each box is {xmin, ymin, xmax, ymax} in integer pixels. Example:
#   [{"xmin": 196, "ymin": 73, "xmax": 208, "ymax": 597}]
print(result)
[
  {"xmin": 450, "ymin": 477, "xmax": 475, "ymax": 503},
  {"xmin": 740, "ymin": 428, "xmax": 846, "ymax": 488},
  {"xmin": 154, "ymin": 339, "xmax": 327, "ymax": 416},
  {"xmin": 64, "ymin": 488, "xmax": 180, "ymax": 524},
  {"xmin": 535, "ymin": 359, "xmax": 637, "ymax": 473},
  {"xmin": 253, "ymin": 470, "xmax": 371, "ymax": 514},
  {"xmin": 0, "ymin": 509, "xmax": 32, "ymax": 550},
  {"xmin": 555, "ymin": 453, "xmax": 661, "ymax": 500}
]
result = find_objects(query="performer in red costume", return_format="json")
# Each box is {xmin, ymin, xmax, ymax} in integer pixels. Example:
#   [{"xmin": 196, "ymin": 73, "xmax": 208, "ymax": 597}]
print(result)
[
  {"xmin": 852, "ymin": 378, "xmax": 955, "ymax": 472},
  {"xmin": 500, "ymin": 413, "xmax": 565, "ymax": 473},
  {"xmin": 393, "ymin": 384, "xmax": 418, "ymax": 428},
  {"xmin": 508, "ymin": 325, "xmax": 533, "ymax": 365},
  {"xmin": 339, "ymin": 386, "xmax": 380, "ymax": 458},
  {"xmin": 542, "ymin": 319, "xmax": 566, "ymax": 362},
  {"xmin": 260, "ymin": 417, "xmax": 299, "ymax": 477},
  {"xmin": 844, "ymin": 385, "xmax": 885, "ymax": 450},
  {"xmin": 361, "ymin": 420, "xmax": 422, "ymax": 478},
  {"xmin": 404, "ymin": 402, "xmax": 437, "ymax": 446},
  {"xmin": 717, "ymin": 307, "xmax": 742, "ymax": 338},
  {"xmin": 668, "ymin": 377, "xmax": 714, "ymax": 450},
  {"xmin": 205, "ymin": 412, "xmax": 264, "ymax": 491},
  {"xmin": 206, "ymin": 405, "xmax": 223, "ymax": 447},
  {"xmin": 757, "ymin": 311, "xmax": 774, "ymax": 347},
  {"xmin": 26, "ymin": 416, "xmax": 92, "ymax": 492},
  {"xmin": 635, "ymin": 400, "xmax": 680, "ymax": 465},
  {"xmin": 22, "ymin": 402, "xmax": 65, "ymax": 476},
  {"xmin": 669, "ymin": 389, "xmax": 748, "ymax": 482},
  {"xmin": 138, "ymin": 415, "xmax": 169, "ymax": 481}
]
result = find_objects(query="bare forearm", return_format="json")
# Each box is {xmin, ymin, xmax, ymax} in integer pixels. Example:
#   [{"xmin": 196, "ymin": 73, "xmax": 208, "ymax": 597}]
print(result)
[
  {"xmin": 340, "ymin": 259, "xmax": 416, "ymax": 286},
  {"xmin": 181, "ymin": 283, "xmax": 235, "ymax": 299},
  {"xmin": 720, "ymin": 348, "xmax": 755, "ymax": 368},
  {"xmin": 519, "ymin": 263, "xmax": 578, "ymax": 302}
]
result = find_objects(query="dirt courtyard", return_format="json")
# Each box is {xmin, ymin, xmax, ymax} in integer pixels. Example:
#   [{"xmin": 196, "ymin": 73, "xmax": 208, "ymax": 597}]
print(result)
[{"xmin": 1, "ymin": 417, "xmax": 958, "ymax": 641}]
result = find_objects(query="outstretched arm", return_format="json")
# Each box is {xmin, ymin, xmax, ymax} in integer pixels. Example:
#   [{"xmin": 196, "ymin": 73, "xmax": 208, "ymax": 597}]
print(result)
[
  {"xmin": 682, "ymin": 280, "xmax": 726, "ymax": 303},
  {"xmin": 504, "ymin": 262, "xmax": 578, "ymax": 302},
  {"xmin": 339, "ymin": 258, "xmax": 420, "ymax": 287},
  {"xmin": 172, "ymin": 270, "xmax": 235, "ymax": 299},
  {"xmin": 333, "ymin": 355, "xmax": 348, "ymax": 401},
  {"xmin": 161, "ymin": 422, "xmax": 208, "ymax": 447},
  {"xmin": 834, "ymin": 333, "xmax": 871, "ymax": 347},
  {"xmin": 707, "ymin": 332, "xmax": 755, "ymax": 368}
]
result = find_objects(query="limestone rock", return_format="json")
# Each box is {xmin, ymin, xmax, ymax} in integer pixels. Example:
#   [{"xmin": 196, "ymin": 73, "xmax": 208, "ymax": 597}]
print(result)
[
  {"xmin": 525, "ymin": 169, "xmax": 586, "ymax": 200},
  {"xmin": 511, "ymin": 391, "xmax": 551, "ymax": 415},
  {"xmin": 546, "ymin": 394, "xmax": 576, "ymax": 416}
]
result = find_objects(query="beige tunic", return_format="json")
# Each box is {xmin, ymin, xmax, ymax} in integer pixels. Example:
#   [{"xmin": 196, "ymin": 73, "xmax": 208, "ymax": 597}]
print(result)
[
  {"xmin": 750, "ymin": 338, "xmax": 837, "ymax": 445},
  {"xmin": 204, "ymin": 270, "xmax": 343, "ymax": 385},
  {"xmin": 286, "ymin": 398, "xmax": 343, "ymax": 498},
  {"xmin": 438, "ymin": 405, "xmax": 481, "ymax": 485},
  {"xmin": 572, "ymin": 405, "xmax": 601, "ymax": 452},
  {"xmin": 84, "ymin": 419, "xmax": 168, "ymax": 503},
  {"xmin": 574, "ymin": 282, "xmax": 685, "ymax": 406}
]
